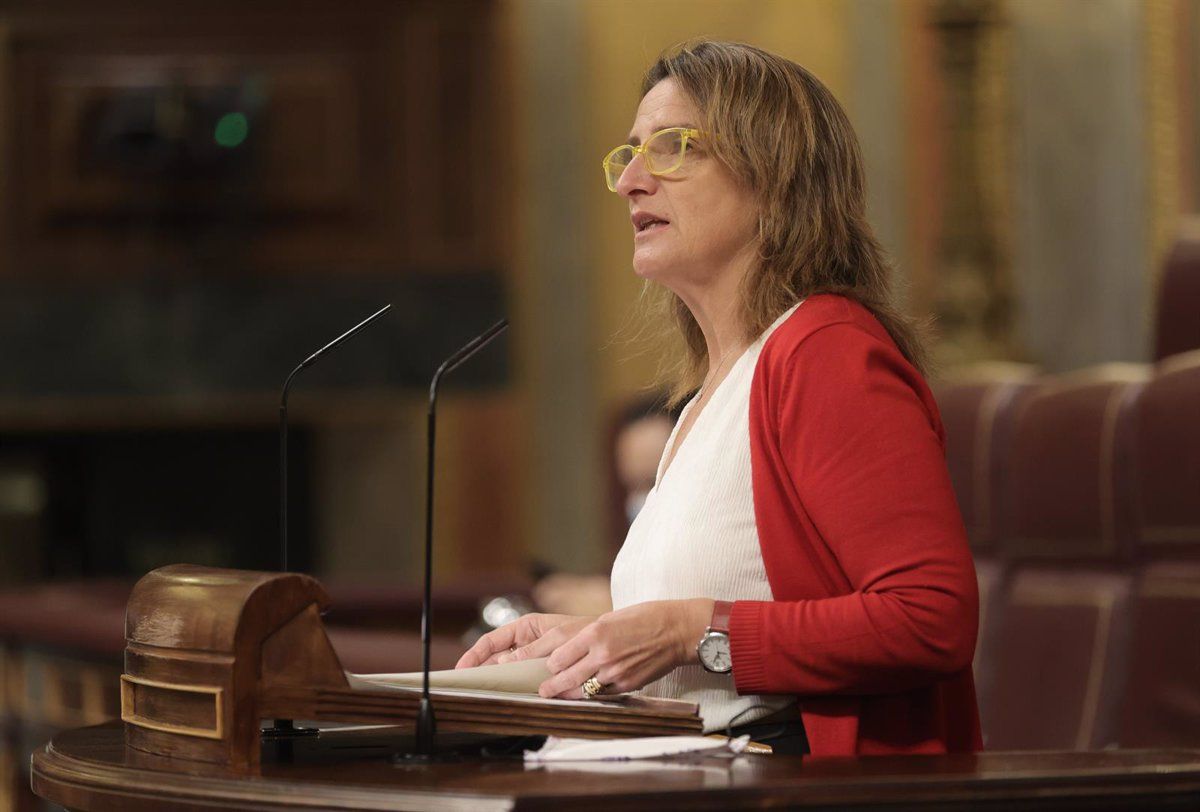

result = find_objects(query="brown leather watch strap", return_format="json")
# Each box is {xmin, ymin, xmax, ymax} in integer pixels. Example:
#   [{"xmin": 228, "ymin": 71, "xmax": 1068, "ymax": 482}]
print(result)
[{"xmin": 709, "ymin": 600, "xmax": 734, "ymax": 634}]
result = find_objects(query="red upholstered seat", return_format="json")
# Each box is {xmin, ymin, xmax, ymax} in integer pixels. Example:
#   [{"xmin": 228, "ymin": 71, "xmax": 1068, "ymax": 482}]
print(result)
[
  {"xmin": 934, "ymin": 364, "xmax": 1038, "ymax": 554},
  {"xmin": 1001, "ymin": 365, "xmax": 1149, "ymax": 561},
  {"xmin": 0, "ymin": 580, "xmax": 131, "ymax": 657},
  {"xmin": 1117, "ymin": 561, "xmax": 1200, "ymax": 747},
  {"xmin": 981, "ymin": 569, "xmax": 1132, "ymax": 751},
  {"xmin": 1133, "ymin": 351, "xmax": 1200, "ymax": 559},
  {"xmin": 971, "ymin": 556, "xmax": 1009, "ymax": 727},
  {"xmin": 1154, "ymin": 227, "xmax": 1200, "ymax": 360},
  {"xmin": 973, "ymin": 558, "xmax": 1008, "ymax": 672},
  {"xmin": 975, "ymin": 365, "xmax": 1152, "ymax": 749}
]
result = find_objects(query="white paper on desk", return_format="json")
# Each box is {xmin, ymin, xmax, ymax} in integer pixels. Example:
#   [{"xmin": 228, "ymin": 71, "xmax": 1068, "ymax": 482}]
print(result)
[
  {"xmin": 525, "ymin": 735, "xmax": 750, "ymax": 763},
  {"xmin": 347, "ymin": 657, "xmax": 552, "ymax": 695}
]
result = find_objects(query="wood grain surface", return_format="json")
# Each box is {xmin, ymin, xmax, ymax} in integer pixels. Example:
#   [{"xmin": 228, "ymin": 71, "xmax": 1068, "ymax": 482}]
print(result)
[{"xmin": 31, "ymin": 722, "xmax": 1200, "ymax": 812}]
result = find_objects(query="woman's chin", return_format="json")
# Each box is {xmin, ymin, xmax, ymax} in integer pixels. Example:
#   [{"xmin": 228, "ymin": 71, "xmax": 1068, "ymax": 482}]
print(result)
[
  {"xmin": 632, "ymin": 263, "xmax": 687, "ymax": 293},
  {"xmin": 631, "ymin": 251, "xmax": 672, "ymax": 282}
]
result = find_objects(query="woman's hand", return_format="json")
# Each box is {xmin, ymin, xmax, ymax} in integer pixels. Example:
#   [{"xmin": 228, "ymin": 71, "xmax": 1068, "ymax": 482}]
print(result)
[
  {"xmin": 536, "ymin": 598, "xmax": 713, "ymax": 699},
  {"xmin": 455, "ymin": 613, "xmax": 593, "ymax": 669}
]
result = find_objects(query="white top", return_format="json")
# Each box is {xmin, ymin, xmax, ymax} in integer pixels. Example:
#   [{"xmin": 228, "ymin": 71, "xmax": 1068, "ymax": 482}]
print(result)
[{"xmin": 610, "ymin": 303, "xmax": 803, "ymax": 733}]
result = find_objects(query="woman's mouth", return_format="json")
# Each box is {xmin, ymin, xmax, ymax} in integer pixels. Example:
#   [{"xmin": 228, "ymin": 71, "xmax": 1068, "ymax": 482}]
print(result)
[{"xmin": 632, "ymin": 212, "xmax": 670, "ymax": 236}]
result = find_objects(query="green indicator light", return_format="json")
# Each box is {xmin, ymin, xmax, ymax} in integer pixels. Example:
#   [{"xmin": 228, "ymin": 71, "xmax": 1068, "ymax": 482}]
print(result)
[{"xmin": 214, "ymin": 112, "xmax": 249, "ymax": 148}]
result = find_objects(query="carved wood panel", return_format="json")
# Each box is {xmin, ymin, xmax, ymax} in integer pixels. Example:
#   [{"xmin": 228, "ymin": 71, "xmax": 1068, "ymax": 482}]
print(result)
[{"xmin": 0, "ymin": 0, "xmax": 503, "ymax": 276}]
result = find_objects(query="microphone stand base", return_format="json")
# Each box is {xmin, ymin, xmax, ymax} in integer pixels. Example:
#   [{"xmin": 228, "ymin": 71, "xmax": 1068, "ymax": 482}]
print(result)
[
  {"xmin": 391, "ymin": 750, "xmax": 464, "ymax": 764},
  {"xmin": 390, "ymin": 733, "xmax": 546, "ymax": 764},
  {"xmin": 261, "ymin": 720, "xmax": 319, "ymax": 765},
  {"xmin": 261, "ymin": 720, "xmax": 320, "ymax": 739}
]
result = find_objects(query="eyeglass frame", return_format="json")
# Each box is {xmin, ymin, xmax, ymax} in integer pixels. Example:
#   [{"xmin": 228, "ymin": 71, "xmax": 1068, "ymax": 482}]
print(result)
[{"xmin": 601, "ymin": 127, "xmax": 705, "ymax": 192}]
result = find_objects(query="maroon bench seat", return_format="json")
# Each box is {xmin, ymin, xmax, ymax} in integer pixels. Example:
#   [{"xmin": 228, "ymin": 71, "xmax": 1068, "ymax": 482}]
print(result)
[
  {"xmin": 975, "ymin": 366, "xmax": 1148, "ymax": 749},
  {"xmin": 1134, "ymin": 351, "xmax": 1200, "ymax": 560},
  {"xmin": 1118, "ymin": 561, "xmax": 1200, "ymax": 747},
  {"xmin": 935, "ymin": 363, "xmax": 1038, "ymax": 554},
  {"xmin": 1000, "ymin": 366, "xmax": 1148, "ymax": 562},
  {"xmin": 1154, "ymin": 227, "xmax": 1200, "ymax": 360},
  {"xmin": 982, "ymin": 568, "xmax": 1131, "ymax": 750}
]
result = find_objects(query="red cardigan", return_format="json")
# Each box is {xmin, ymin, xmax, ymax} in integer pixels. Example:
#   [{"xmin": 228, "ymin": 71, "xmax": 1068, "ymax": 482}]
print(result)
[{"xmin": 730, "ymin": 294, "xmax": 983, "ymax": 755}]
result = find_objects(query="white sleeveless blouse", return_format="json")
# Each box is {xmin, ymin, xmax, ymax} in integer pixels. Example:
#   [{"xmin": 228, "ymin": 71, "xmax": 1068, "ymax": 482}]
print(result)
[{"xmin": 610, "ymin": 303, "xmax": 802, "ymax": 732}]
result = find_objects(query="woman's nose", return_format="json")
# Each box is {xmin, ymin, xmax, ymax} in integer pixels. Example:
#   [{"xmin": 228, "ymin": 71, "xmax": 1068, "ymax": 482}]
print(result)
[{"xmin": 616, "ymin": 154, "xmax": 656, "ymax": 197}]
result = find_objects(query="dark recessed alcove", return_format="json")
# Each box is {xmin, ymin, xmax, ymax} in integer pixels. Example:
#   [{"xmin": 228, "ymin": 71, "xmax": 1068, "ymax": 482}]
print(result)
[
  {"xmin": 0, "ymin": 428, "xmax": 312, "ymax": 579},
  {"xmin": 0, "ymin": 272, "xmax": 508, "ymax": 399}
]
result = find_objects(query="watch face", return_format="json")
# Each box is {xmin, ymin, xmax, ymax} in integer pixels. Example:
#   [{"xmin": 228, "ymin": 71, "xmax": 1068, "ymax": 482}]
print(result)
[{"xmin": 698, "ymin": 632, "xmax": 732, "ymax": 673}]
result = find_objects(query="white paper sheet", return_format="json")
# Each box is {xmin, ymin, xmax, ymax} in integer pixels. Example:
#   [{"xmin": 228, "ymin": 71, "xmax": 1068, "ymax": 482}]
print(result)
[
  {"xmin": 346, "ymin": 656, "xmax": 551, "ymax": 694},
  {"xmin": 524, "ymin": 735, "xmax": 750, "ymax": 763}
]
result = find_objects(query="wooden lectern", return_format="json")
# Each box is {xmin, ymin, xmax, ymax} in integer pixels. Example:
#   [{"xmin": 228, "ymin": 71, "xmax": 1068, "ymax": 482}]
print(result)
[
  {"xmin": 119, "ymin": 564, "xmax": 701, "ymax": 774},
  {"xmin": 30, "ymin": 564, "xmax": 1200, "ymax": 811}
]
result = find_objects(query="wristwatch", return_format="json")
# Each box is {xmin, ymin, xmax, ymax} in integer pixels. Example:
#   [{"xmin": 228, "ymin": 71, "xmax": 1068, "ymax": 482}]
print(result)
[{"xmin": 697, "ymin": 600, "xmax": 733, "ymax": 674}]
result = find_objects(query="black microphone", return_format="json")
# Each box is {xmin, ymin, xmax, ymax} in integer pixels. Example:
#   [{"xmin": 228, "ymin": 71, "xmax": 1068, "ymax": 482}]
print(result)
[
  {"xmin": 412, "ymin": 318, "xmax": 509, "ymax": 759},
  {"xmin": 279, "ymin": 303, "xmax": 392, "ymax": 573},
  {"xmin": 266, "ymin": 302, "xmax": 391, "ymax": 744}
]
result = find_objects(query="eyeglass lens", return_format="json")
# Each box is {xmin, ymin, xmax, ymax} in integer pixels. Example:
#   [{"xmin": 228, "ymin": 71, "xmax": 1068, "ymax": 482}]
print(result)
[{"xmin": 604, "ymin": 130, "xmax": 689, "ymax": 190}]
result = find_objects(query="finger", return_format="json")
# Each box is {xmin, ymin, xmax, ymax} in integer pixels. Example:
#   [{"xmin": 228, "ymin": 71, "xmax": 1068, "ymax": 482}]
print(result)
[
  {"xmin": 497, "ymin": 626, "xmax": 568, "ymax": 664},
  {"xmin": 455, "ymin": 649, "xmax": 484, "ymax": 670},
  {"xmin": 455, "ymin": 624, "xmax": 521, "ymax": 669},
  {"xmin": 539, "ymin": 639, "xmax": 598, "ymax": 698},
  {"xmin": 477, "ymin": 651, "xmax": 512, "ymax": 666},
  {"xmin": 540, "ymin": 652, "xmax": 604, "ymax": 699},
  {"xmin": 545, "ymin": 627, "xmax": 592, "ymax": 675}
]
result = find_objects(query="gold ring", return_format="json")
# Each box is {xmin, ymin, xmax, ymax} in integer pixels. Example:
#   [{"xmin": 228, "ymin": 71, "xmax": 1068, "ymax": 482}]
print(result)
[{"xmin": 582, "ymin": 676, "xmax": 605, "ymax": 699}]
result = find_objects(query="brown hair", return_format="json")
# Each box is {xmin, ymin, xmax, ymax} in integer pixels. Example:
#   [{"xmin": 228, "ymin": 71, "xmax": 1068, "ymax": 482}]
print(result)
[{"xmin": 640, "ymin": 40, "xmax": 929, "ymax": 404}]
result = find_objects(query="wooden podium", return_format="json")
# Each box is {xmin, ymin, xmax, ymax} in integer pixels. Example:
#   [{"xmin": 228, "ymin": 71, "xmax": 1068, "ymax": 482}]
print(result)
[
  {"xmin": 31, "ymin": 723, "xmax": 1200, "ymax": 811},
  {"xmin": 118, "ymin": 564, "xmax": 700, "ymax": 774},
  {"xmin": 25, "ymin": 564, "xmax": 1200, "ymax": 811}
]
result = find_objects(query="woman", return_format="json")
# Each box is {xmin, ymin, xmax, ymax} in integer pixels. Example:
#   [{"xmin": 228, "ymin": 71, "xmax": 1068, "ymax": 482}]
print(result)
[{"xmin": 457, "ymin": 40, "xmax": 981, "ymax": 756}]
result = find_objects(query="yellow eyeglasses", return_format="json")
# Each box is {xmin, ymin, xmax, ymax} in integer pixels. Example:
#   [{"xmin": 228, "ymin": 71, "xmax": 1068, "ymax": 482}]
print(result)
[{"xmin": 601, "ymin": 127, "xmax": 703, "ymax": 192}]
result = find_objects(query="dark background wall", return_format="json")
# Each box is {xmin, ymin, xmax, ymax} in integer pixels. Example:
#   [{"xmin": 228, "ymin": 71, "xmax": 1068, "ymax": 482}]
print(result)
[{"xmin": 0, "ymin": 0, "xmax": 517, "ymax": 584}]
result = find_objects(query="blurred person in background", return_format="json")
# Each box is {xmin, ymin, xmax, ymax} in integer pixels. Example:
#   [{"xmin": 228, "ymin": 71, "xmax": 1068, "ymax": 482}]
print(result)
[
  {"xmin": 533, "ymin": 395, "xmax": 680, "ymax": 617},
  {"xmin": 460, "ymin": 40, "xmax": 980, "ymax": 756}
]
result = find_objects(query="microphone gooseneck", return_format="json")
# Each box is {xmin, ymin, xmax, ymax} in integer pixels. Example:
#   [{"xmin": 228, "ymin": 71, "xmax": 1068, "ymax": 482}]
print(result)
[
  {"xmin": 416, "ymin": 318, "xmax": 509, "ymax": 758},
  {"xmin": 267, "ymin": 302, "xmax": 391, "ymax": 743},
  {"xmin": 279, "ymin": 303, "xmax": 392, "ymax": 573}
]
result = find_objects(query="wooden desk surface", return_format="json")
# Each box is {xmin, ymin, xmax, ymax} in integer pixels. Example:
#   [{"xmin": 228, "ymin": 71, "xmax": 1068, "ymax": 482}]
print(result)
[{"xmin": 31, "ymin": 723, "xmax": 1200, "ymax": 811}]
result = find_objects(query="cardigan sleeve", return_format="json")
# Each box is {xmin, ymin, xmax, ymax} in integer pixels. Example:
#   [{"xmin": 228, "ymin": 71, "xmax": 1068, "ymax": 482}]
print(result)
[{"xmin": 731, "ymin": 321, "xmax": 979, "ymax": 696}]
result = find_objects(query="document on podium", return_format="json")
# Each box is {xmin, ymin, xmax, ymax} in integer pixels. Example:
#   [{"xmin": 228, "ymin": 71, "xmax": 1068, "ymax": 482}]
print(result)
[
  {"xmin": 344, "ymin": 657, "xmax": 702, "ymax": 734},
  {"xmin": 347, "ymin": 657, "xmax": 559, "ymax": 700},
  {"xmin": 347, "ymin": 658, "xmax": 697, "ymax": 713}
]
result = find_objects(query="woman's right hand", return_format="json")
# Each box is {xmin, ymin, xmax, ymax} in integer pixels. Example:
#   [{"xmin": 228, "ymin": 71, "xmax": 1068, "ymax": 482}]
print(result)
[{"xmin": 455, "ymin": 613, "xmax": 593, "ymax": 669}]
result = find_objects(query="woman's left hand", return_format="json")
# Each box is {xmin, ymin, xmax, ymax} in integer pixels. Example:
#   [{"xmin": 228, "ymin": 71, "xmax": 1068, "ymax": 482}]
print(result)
[{"xmin": 535, "ymin": 598, "xmax": 714, "ymax": 699}]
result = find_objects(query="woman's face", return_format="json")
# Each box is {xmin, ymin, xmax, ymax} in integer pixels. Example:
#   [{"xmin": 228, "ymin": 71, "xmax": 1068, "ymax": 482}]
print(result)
[{"xmin": 616, "ymin": 79, "xmax": 759, "ymax": 293}]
